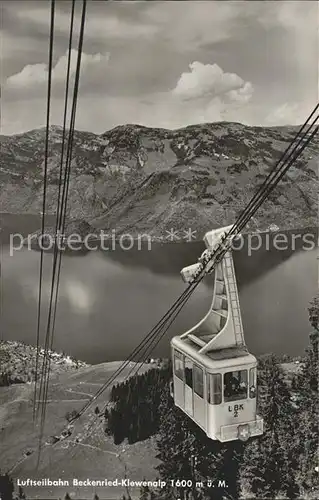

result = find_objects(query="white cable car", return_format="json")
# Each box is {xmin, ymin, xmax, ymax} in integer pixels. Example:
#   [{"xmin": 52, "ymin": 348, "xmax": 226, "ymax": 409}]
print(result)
[{"xmin": 171, "ymin": 225, "xmax": 264, "ymax": 442}]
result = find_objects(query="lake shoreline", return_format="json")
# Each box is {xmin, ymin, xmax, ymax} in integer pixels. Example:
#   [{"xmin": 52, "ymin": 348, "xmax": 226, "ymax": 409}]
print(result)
[
  {"xmin": 1, "ymin": 339, "xmax": 303, "ymax": 374},
  {"xmin": 2, "ymin": 211, "xmax": 318, "ymax": 245}
]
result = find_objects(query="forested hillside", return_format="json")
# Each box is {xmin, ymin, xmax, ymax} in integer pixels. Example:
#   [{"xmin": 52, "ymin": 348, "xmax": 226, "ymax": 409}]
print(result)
[
  {"xmin": 105, "ymin": 366, "xmax": 171, "ymax": 444},
  {"xmin": 0, "ymin": 341, "xmax": 87, "ymax": 387},
  {"xmin": 107, "ymin": 297, "xmax": 319, "ymax": 500}
]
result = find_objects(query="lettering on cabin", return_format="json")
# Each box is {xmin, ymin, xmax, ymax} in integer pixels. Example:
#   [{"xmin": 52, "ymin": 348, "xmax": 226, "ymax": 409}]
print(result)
[{"xmin": 228, "ymin": 404, "xmax": 244, "ymax": 417}]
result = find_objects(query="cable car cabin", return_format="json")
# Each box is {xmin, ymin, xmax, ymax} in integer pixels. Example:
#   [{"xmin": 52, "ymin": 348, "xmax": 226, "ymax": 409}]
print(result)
[
  {"xmin": 170, "ymin": 225, "xmax": 263, "ymax": 442},
  {"xmin": 171, "ymin": 339, "xmax": 263, "ymax": 442}
]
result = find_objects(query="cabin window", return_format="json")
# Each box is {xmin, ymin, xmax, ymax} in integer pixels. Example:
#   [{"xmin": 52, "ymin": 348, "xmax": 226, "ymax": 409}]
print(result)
[
  {"xmin": 174, "ymin": 351, "xmax": 184, "ymax": 380},
  {"xmin": 249, "ymin": 367, "xmax": 257, "ymax": 399},
  {"xmin": 208, "ymin": 373, "xmax": 222, "ymax": 405},
  {"xmin": 224, "ymin": 370, "xmax": 248, "ymax": 402},
  {"xmin": 185, "ymin": 357, "xmax": 193, "ymax": 388},
  {"xmin": 193, "ymin": 365, "xmax": 204, "ymax": 398},
  {"xmin": 221, "ymin": 297, "xmax": 228, "ymax": 311}
]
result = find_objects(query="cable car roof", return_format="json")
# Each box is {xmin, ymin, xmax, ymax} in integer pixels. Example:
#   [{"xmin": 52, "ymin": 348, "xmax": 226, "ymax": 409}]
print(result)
[{"xmin": 171, "ymin": 335, "xmax": 257, "ymax": 371}]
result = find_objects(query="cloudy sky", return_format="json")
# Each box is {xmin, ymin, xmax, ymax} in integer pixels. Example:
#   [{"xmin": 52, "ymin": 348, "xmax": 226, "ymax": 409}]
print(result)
[{"xmin": 1, "ymin": 0, "xmax": 318, "ymax": 135}]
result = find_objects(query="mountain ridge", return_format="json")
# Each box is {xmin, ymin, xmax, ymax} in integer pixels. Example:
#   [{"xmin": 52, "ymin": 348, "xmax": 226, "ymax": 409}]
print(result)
[
  {"xmin": 0, "ymin": 121, "xmax": 303, "ymax": 138},
  {"xmin": 1, "ymin": 121, "xmax": 317, "ymax": 239}
]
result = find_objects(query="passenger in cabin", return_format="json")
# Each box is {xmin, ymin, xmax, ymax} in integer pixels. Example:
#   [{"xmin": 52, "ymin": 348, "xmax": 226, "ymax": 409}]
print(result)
[
  {"xmin": 224, "ymin": 371, "xmax": 247, "ymax": 400},
  {"xmin": 250, "ymin": 385, "xmax": 256, "ymax": 398},
  {"xmin": 224, "ymin": 372, "xmax": 240, "ymax": 398},
  {"xmin": 239, "ymin": 380, "xmax": 247, "ymax": 390}
]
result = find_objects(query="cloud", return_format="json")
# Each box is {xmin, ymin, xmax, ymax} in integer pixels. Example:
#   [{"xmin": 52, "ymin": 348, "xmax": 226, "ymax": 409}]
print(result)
[
  {"xmin": 265, "ymin": 102, "xmax": 315, "ymax": 126},
  {"xmin": 12, "ymin": 3, "xmax": 158, "ymax": 41},
  {"xmin": 1, "ymin": 1, "xmax": 317, "ymax": 134},
  {"xmin": 227, "ymin": 83, "xmax": 254, "ymax": 104},
  {"xmin": 172, "ymin": 62, "xmax": 254, "ymax": 103},
  {"xmin": 1, "ymin": 60, "xmax": 255, "ymax": 135},
  {"xmin": 6, "ymin": 63, "xmax": 48, "ymax": 87},
  {"xmin": 5, "ymin": 50, "xmax": 110, "ymax": 96},
  {"xmin": 141, "ymin": 0, "xmax": 239, "ymax": 50},
  {"xmin": 161, "ymin": 62, "xmax": 254, "ymax": 127}
]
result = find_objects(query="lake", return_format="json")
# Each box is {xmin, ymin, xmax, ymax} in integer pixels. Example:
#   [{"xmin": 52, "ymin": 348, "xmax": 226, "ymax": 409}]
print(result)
[{"xmin": 0, "ymin": 214, "xmax": 318, "ymax": 363}]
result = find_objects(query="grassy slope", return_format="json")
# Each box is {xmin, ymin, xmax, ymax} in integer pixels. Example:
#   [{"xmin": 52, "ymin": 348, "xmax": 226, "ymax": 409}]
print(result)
[{"xmin": 0, "ymin": 360, "xmax": 159, "ymax": 500}]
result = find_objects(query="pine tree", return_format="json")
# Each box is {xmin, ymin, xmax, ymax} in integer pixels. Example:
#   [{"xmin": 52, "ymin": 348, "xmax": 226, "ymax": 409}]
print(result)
[
  {"xmin": 0, "ymin": 471, "xmax": 14, "ymax": 500},
  {"xmin": 294, "ymin": 296, "xmax": 319, "ymax": 493},
  {"xmin": 156, "ymin": 385, "xmax": 241, "ymax": 500},
  {"xmin": 308, "ymin": 294, "xmax": 319, "ymax": 330},
  {"xmin": 16, "ymin": 486, "xmax": 26, "ymax": 499},
  {"xmin": 140, "ymin": 484, "xmax": 150, "ymax": 500},
  {"xmin": 300, "ymin": 296, "xmax": 319, "ymax": 393},
  {"xmin": 108, "ymin": 366, "xmax": 171, "ymax": 444},
  {"xmin": 284, "ymin": 447, "xmax": 300, "ymax": 499},
  {"xmin": 64, "ymin": 494, "xmax": 71, "ymax": 500},
  {"xmin": 220, "ymin": 442, "xmax": 244, "ymax": 500},
  {"xmin": 242, "ymin": 355, "xmax": 298, "ymax": 498},
  {"xmin": 242, "ymin": 438, "xmax": 267, "ymax": 495}
]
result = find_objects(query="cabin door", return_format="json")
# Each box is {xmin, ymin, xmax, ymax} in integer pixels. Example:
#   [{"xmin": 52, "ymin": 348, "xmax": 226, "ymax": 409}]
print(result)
[{"xmin": 184, "ymin": 357, "xmax": 193, "ymax": 416}]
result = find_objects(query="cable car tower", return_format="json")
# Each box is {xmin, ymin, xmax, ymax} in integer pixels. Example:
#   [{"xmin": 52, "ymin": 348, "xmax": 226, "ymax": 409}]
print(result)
[{"xmin": 171, "ymin": 225, "xmax": 264, "ymax": 442}]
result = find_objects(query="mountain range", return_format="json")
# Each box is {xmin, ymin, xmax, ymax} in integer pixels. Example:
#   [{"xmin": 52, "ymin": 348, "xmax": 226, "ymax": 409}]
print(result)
[{"xmin": 1, "ymin": 122, "xmax": 318, "ymax": 238}]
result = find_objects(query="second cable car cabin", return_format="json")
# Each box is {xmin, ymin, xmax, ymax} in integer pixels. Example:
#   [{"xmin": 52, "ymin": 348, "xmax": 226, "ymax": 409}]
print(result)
[{"xmin": 171, "ymin": 225, "xmax": 263, "ymax": 442}]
